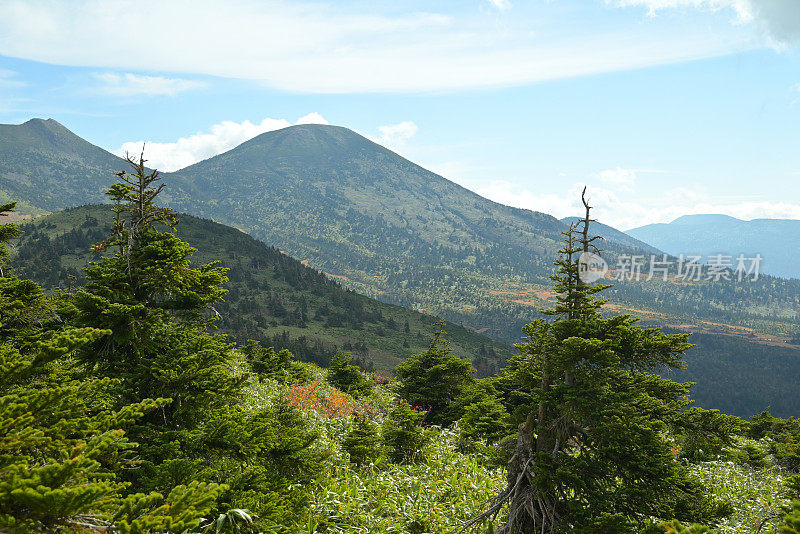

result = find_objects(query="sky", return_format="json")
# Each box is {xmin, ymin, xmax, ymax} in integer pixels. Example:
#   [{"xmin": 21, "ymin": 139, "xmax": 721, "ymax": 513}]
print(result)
[{"xmin": 1, "ymin": 0, "xmax": 799, "ymax": 230}]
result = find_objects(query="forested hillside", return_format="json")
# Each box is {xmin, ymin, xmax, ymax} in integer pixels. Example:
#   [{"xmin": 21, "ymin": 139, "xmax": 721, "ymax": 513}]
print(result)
[
  {"xmin": 12, "ymin": 204, "xmax": 511, "ymax": 374},
  {"xmin": 156, "ymin": 125, "xmax": 800, "ymax": 345}
]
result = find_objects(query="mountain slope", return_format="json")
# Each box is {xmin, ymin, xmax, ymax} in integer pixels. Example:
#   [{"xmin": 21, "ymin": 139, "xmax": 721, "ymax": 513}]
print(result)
[
  {"xmin": 164, "ymin": 124, "xmax": 566, "ymax": 287},
  {"xmin": 5, "ymin": 119, "xmax": 800, "ymax": 417},
  {"xmin": 12, "ymin": 204, "xmax": 513, "ymax": 374},
  {"xmin": 627, "ymin": 214, "xmax": 800, "ymax": 279},
  {"xmin": 160, "ymin": 125, "xmax": 800, "ymax": 339},
  {"xmin": 0, "ymin": 118, "xmax": 124, "ymax": 212},
  {"xmin": 3, "ymin": 120, "xmax": 799, "ymax": 342}
]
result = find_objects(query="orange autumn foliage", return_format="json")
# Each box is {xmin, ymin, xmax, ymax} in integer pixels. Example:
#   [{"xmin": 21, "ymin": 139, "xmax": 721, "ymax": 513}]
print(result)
[{"xmin": 286, "ymin": 380, "xmax": 355, "ymax": 418}]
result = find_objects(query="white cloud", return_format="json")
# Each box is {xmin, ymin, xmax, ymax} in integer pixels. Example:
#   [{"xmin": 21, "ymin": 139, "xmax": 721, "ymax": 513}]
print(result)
[
  {"xmin": 750, "ymin": 0, "xmax": 800, "ymax": 45},
  {"xmin": 0, "ymin": 0, "xmax": 760, "ymax": 93},
  {"xmin": 470, "ymin": 179, "xmax": 800, "ymax": 230},
  {"xmin": 295, "ymin": 112, "xmax": 329, "ymax": 125},
  {"xmin": 117, "ymin": 113, "xmax": 328, "ymax": 171},
  {"xmin": 487, "ymin": 0, "xmax": 512, "ymax": 11},
  {"xmin": 609, "ymin": 0, "xmax": 800, "ymax": 45},
  {"xmin": 91, "ymin": 72, "xmax": 205, "ymax": 97},
  {"xmin": 374, "ymin": 121, "xmax": 418, "ymax": 152}
]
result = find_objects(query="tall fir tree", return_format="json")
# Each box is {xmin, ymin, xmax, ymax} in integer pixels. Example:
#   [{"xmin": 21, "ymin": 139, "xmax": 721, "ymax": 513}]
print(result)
[
  {"xmin": 460, "ymin": 190, "xmax": 728, "ymax": 533},
  {"xmin": 72, "ymin": 152, "xmax": 241, "ymax": 440},
  {"xmin": 68, "ymin": 155, "xmax": 323, "ymax": 527},
  {"xmin": 0, "ymin": 202, "xmax": 224, "ymax": 532}
]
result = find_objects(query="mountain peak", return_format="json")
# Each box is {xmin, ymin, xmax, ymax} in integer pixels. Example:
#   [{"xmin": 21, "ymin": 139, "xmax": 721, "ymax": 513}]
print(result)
[
  {"xmin": 24, "ymin": 117, "xmax": 63, "ymax": 127},
  {"xmin": 669, "ymin": 214, "xmax": 743, "ymax": 226},
  {"xmin": 245, "ymin": 123, "xmax": 373, "ymax": 150},
  {"xmin": 21, "ymin": 117, "xmax": 73, "ymax": 135}
]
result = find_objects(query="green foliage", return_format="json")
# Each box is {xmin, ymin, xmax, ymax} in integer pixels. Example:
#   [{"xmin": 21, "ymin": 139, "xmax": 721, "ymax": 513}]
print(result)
[
  {"xmin": 0, "ymin": 201, "xmax": 223, "ymax": 533},
  {"xmin": 58, "ymin": 161, "xmax": 324, "ymax": 528},
  {"xmin": 14, "ymin": 204, "xmax": 513, "ymax": 375},
  {"xmin": 746, "ymin": 410, "xmax": 800, "ymax": 472},
  {"xmin": 342, "ymin": 417, "xmax": 383, "ymax": 467},
  {"xmin": 382, "ymin": 402, "xmax": 428, "ymax": 464},
  {"xmin": 782, "ymin": 501, "xmax": 800, "ymax": 534},
  {"xmin": 395, "ymin": 322, "xmax": 475, "ymax": 426},
  {"xmin": 728, "ymin": 442, "xmax": 769, "ymax": 469},
  {"xmin": 113, "ymin": 483, "xmax": 224, "ymax": 534},
  {"xmin": 787, "ymin": 475, "xmax": 800, "ymax": 499},
  {"xmin": 673, "ymin": 407, "xmax": 743, "ymax": 463},
  {"xmin": 459, "ymin": 395, "xmax": 508, "ymax": 443},
  {"xmin": 657, "ymin": 520, "xmax": 717, "ymax": 533},
  {"xmin": 200, "ymin": 508, "xmax": 256, "ymax": 534},
  {"xmin": 477, "ymin": 218, "xmax": 732, "ymax": 532},
  {"xmin": 244, "ymin": 340, "xmax": 310, "ymax": 384},
  {"xmin": 326, "ymin": 351, "xmax": 372, "ymax": 397},
  {"xmin": 71, "ymin": 157, "xmax": 241, "ymax": 455}
]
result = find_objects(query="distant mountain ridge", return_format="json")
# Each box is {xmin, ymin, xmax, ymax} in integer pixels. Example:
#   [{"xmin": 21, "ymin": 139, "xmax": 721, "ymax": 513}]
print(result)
[
  {"xmin": 626, "ymin": 214, "xmax": 800, "ymax": 279},
  {"xmin": 3, "ymin": 118, "xmax": 799, "ymax": 340}
]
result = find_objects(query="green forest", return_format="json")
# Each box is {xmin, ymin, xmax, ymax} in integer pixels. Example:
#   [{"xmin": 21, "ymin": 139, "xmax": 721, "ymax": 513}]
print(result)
[{"xmin": 5, "ymin": 157, "xmax": 800, "ymax": 533}]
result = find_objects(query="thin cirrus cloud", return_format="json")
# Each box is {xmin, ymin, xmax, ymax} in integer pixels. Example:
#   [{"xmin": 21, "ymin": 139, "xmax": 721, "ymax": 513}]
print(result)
[
  {"xmin": 487, "ymin": 0, "xmax": 512, "ymax": 11},
  {"xmin": 0, "ymin": 0, "xmax": 766, "ymax": 94},
  {"xmin": 0, "ymin": 68, "xmax": 25, "ymax": 88},
  {"xmin": 117, "ymin": 113, "xmax": 329, "ymax": 172},
  {"xmin": 91, "ymin": 73, "xmax": 206, "ymax": 97}
]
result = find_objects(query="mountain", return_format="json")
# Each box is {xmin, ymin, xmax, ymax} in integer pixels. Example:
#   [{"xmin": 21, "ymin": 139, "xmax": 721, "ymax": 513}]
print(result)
[
  {"xmin": 560, "ymin": 216, "xmax": 663, "ymax": 255},
  {"xmin": 5, "ymin": 119, "xmax": 800, "ymax": 417},
  {"xmin": 4, "ymin": 119, "xmax": 799, "ymax": 343},
  {"xmin": 0, "ymin": 118, "xmax": 124, "ymax": 213},
  {"xmin": 12, "ymin": 204, "xmax": 513, "ymax": 375},
  {"xmin": 626, "ymin": 214, "xmax": 800, "ymax": 279},
  {"xmin": 158, "ymin": 125, "xmax": 800, "ymax": 341}
]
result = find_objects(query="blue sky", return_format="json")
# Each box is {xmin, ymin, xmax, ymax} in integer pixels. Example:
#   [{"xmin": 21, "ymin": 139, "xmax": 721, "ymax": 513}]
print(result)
[{"xmin": 1, "ymin": 0, "xmax": 799, "ymax": 229}]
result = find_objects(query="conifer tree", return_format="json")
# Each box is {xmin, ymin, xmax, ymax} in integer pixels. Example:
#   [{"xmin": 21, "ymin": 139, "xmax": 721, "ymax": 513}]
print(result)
[
  {"xmin": 0, "ymin": 202, "xmax": 223, "ymax": 532},
  {"xmin": 395, "ymin": 321, "xmax": 475, "ymax": 426},
  {"xmin": 460, "ymin": 190, "xmax": 727, "ymax": 533},
  {"xmin": 382, "ymin": 402, "xmax": 428, "ymax": 464},
  {"xmin": 343, "ymin": 417, "xmax": 383, "ymax": 466},
  {"xmin": 327, "ymin": 351, "xmax": 372, "ymax": 397},
  {"xmin": 73, "ymin": 152, "xmax": 241, "ymax": 435},
  {"xmin": 68, "ymin": 156, "xmax": 323, "ymax": 526}
]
